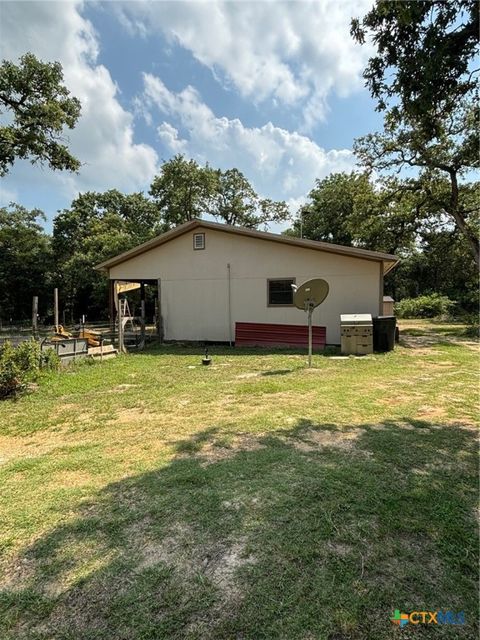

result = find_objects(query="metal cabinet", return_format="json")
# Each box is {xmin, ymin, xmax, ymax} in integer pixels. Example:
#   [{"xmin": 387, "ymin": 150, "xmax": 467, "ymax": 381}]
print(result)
[{"xmin": 340, "ymin": 314, "xmax": 373, "ymax": 355}]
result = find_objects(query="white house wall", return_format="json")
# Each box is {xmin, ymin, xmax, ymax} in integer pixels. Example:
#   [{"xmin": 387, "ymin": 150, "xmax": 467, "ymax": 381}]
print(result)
[{"xmin": 108, "ymin": 228, "xmax": 382, "ymax": 344}]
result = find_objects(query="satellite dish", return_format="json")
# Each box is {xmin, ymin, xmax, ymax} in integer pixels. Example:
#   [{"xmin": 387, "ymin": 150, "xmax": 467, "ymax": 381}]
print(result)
[
  {"xmin": 293, "ymin": 278, "xmax": 329, "ymax": 311},
  {"xmin": 292, "ymin": 278, "xmax": 329, "ymax": 367}
]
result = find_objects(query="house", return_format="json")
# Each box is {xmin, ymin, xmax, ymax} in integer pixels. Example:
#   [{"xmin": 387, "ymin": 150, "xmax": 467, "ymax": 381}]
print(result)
[{"xmin": 96, "ymin": 219, "xmax": 399, "ymax": 346}]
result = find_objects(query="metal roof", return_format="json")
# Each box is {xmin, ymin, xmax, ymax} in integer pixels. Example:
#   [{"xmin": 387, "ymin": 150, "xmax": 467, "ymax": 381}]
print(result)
[{"xmin": 95, "ymin": 218, "xmax": 399, "ymax": 274}]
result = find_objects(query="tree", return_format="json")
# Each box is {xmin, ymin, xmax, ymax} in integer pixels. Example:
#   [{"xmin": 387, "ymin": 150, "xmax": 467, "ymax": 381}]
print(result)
[
  {"xmin": 351, "ymin": 1, "xmax": 479, "ymax": 135},
  {"xmin": 149, "ymin": 155, "xmax": 217, "ymax": 227},
  {"xmin": 286, "ymin": 172, "xmax": 419, "ymax": 254},
  {"xmin": 351, "ymin": 1, "xmax": 479, "ymax": 265},
  {"xmin": 209, "ymin": 168, "xmax": 289, "ymax": 229},
  {"xmin": 53, "ymin": 190, "xmax": 162, "ymax": 319},
  {"xmin": 0, "ymin": 204, "xmax": 52, "ymax": 322},
  {"xmin": 391, "ymin": 221, "xmax": 479, "ymax": 312},
  {"xmin": 354, "ymin": 106, "xmax": 479, "ymax": 264},
  {"xmin": 0, "ymin": 53, "xmax": 81, "ymax": 176}
]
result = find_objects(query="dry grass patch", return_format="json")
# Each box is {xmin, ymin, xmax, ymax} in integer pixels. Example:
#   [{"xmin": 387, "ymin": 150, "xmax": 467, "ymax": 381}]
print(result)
[{"xmin": 285, "ymin": 426, "xmax": 366, "ymax": 453}]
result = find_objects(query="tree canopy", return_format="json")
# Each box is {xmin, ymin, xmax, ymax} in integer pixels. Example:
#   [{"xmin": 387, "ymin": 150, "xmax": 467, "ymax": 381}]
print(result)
[
  {"xmin": 352, "ymin": 0, "xmax": 479, "ymax": 265},
  {"xmin": 351, "ymin": 0, "xmax": 479, "ymax": 133},
  {"xmin": 209, "ymin": 168, "xmax": 289, "ymax": 229},
  {"xmin": 53, "ymin": 190, "xmax": 163, "ymax": 319},
  {"xmin": 0, "ymin": 204, "xmax": 52, "ymax": 321},
  {"xmin": 287, "ymin": 172, "xmax": 419, "ymax": 254},
  {"xmin": 286, "ymin": 172, "xmax": 479, "ymax": 312},
  {"xmin": 149, "ymin": 155, "xmax": 289, "ymax": 230},
  {"xmin": 0, "ymin": 53, "xmax": 81, "ymax": 176},
  {"xmin": 149, "ymin": 155, "xmax": 218, "ymax": 227}
]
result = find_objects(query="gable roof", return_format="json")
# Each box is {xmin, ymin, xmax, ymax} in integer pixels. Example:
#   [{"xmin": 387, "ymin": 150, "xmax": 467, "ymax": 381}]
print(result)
[{"xmin": 95, "ymin": 219, "xmax": 399, "ymax": 274}]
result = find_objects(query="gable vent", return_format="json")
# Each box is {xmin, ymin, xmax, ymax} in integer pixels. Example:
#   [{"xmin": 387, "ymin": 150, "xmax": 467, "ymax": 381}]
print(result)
[{"xmin": 193, "ymin": 232, "xmax": 205, "ymax": 250}]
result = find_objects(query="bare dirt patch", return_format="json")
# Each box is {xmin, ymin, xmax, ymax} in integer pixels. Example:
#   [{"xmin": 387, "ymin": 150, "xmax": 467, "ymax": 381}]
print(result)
[
  {"xmin": 400, "ymin": 328, "xmax": 479, "ymax": 353},
  {"xmin": 133, "ymin": 520, "xmax": 255, "ymax": 605},
  {"xmin": 287, "ymin": 427, "xmax": 366, "ymax": 453},
  {"xmin": 198, "ymin": 434, "xmax": 266, "ymax": 466},
  {"xmin": 417, "ymin": 405, "xmax": 447, "ymax": 419},
  {"xmin": 49, "ymin": 469, "xmax": 94, "ymax": 488},
  {"xmin": 108, "ymin": 384, "xmax": 139, "ymax": 393},
  {"xmin": 107, "ymin": 407, "xmax": 160, "ymax": 426}
]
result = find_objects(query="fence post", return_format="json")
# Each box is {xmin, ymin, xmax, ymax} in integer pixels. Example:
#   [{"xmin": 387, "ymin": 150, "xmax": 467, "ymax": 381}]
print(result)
[{"xmin": 32, "ymin": 296, "xmax": 39, "ymax": 337}]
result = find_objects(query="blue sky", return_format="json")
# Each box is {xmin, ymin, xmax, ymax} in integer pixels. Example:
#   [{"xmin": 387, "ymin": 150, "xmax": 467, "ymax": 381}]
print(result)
[{"xmin": 0, "ymin": 0, "xmax": 382, "ymax": 231}]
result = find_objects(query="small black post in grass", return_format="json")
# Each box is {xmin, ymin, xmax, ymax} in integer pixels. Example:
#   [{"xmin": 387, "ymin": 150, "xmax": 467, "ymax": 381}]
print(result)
[{"xmin": 202, "ymin": 345, "xmax": 211, "ymax": 366}]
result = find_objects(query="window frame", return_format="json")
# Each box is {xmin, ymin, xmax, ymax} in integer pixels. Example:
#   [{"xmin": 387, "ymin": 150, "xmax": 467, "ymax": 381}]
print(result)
[
  {"xmin": 267, "ymin": 277, "xmax": 296, "ymax": 307},
  {"xmin": 193, "ymin": 232, "xmax": 205, "ymax": 250}
]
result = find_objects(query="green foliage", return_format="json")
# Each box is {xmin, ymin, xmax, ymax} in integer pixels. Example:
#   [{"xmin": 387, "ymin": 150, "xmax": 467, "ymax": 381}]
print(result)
[
  {"xmin": 0, "ymin": 204, "xmax": 52, "ymax": 321},
  {"xmin": 351, "ymin": 0, "xmax": 479, "ymax": 135},
  {"xmin": 150, "ymin": 156, "xmax": 289, "ymax": 230},
  {"xmin": 286, "ymin": 172, "xmax": 418, "ymax": 254},
  {"xmin": 352, "ymin": 1, "xmax": 479, "ymax": 265},
  {"xmin": 210, "ymin": 168, "xmax": 289, "ymax": 228},
  {"xmin": 0, "ymin": 339, "xmax": 40, "ymax": 399},
  {"xmin": 52, "ymin": 190, "xmax": 163, "ymax": 320},
  {"xmin": 40, "ymin": 348, "xmax": 60, "ymax": 372},
  {"xmin": 386, "ymin": 220, "xmax": 479, "ymax": 313},
  {"xmin": 149, "ymin": 155, "xmax": 217, "ymax": 227},
  {"xmin": 0, "ymin": 53, "xmax": 81, "ymax": 176},
  {"xmin": 395, "ymin": 294, "xmax": 455, "ymax": 319},
  {"xmin": 463, "ymin": 315, "xmax": 480, "ymax": 338}
]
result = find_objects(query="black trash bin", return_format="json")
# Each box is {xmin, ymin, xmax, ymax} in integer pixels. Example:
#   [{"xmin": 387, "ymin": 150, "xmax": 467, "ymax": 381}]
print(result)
[{"xmin": 373, "ymin": 316, "xmax": 396, "ymax": 352}]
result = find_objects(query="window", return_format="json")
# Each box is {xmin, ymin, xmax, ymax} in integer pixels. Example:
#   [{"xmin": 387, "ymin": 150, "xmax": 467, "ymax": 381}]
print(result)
[
  {"xmin": 193, "ymin": 232, "xmax": 205, "ymax": 250},
  {"xmin": 268, "ymin": 278, "xmax": 295, "ymax": 306}
]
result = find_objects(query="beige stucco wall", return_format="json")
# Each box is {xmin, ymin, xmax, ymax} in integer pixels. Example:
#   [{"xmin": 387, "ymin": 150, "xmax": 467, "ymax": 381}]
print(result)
[{"xmin": 109, "ymin": 228, "xmax": 383, "ymax": 344}]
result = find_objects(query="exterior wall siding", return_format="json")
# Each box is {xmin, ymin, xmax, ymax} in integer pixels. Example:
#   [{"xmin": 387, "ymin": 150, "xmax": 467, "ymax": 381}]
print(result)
[{"xmin": 109, "ymin": 228, "xmax": 382, "ymax": 344}]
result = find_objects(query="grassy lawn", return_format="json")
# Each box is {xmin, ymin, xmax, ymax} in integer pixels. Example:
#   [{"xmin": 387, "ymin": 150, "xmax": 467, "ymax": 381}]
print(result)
[{"xmin": 0, "ymin": 320, "xmax": 478, "ymax": 639}]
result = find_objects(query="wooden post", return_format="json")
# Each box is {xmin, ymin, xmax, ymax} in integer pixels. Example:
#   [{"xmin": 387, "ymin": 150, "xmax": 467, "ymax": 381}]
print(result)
[
  {"xmin": 109, "ymin": 279, "xmax": 115, "ymax": 334},
  {"xmin": 118, "ymin": 296, "xmax": 125, "ymax": 354},
  {"xmin": 54, "ymin": 288, "xmax": 59, "ymax": 328},
  {"xmin": 156, "ymin": 278, "xmax": 163, "ymax": 342},
  {"xmin": 32, "ymin": 296, "xmax": 38, "ymax": 336}
]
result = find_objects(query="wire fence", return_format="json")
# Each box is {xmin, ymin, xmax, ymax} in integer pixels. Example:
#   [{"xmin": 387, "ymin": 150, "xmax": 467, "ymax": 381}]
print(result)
[{"xmin": 0, "ymin": 321, "xmax": 159, "ymax": 350}]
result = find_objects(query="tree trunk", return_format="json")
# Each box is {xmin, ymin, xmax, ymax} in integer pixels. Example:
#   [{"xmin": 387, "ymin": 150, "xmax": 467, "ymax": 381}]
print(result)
[{"xmin": 447, "ymin": 170, "xmax": 479, "ymax": 267}]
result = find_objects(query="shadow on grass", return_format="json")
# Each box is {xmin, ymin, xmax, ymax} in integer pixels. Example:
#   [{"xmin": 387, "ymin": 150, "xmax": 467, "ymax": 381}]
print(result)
[
  {"xmin": 129, "ymin": 344, "xmax": 343, "ymax": 358},
  {"xmin": 260, "ymin": 369, "xmax": 293, "ymax": 377},
  {"xmin": 1, "ymin": 420, "xmax": 478, "ymax": 640}
]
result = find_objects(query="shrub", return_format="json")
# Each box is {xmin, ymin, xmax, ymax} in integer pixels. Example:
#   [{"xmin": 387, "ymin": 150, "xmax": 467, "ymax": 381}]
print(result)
[
  {"xmin": 463, "ymin": 314, "xmax": 480, "ymax": 339},
  {"xmin": 0, "ymin": 339, "xmax": 41, "ymax": 399},
  {"xmin": 395, "ymin": 294, "xmax": 456, "ymax": 319},
  {"xmin": 41, "ymin": 347, "xmax": 60, "ymax": 371}
]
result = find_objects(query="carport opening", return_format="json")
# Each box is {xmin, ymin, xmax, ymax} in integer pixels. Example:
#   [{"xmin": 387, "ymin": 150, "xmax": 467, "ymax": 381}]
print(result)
[{"xmin": 108, "ymin": 278, "xmax": 162, "ymax": 350}]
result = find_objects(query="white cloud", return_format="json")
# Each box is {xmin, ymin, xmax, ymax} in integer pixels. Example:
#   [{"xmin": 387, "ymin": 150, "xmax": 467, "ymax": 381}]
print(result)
[
  {"xmin": 0, "ymin": 1, "xmax": 158, "ymax": 207},
  {"xmin": 157, "ymin": 123, "xmax": 188, "ymax": 153},
  {"xmin": 116, "ymin": 0, "xmax": 374, "ymax": 130},
  {"xmin": 141, "ymin": 73, "xmax": 356, "ymax": 223}
]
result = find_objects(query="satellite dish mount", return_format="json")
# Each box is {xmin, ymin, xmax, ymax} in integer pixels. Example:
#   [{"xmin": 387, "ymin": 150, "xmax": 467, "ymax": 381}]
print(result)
[{"xmin": 293, "ymin": 279, "xmax": 329, "ymax": 367}]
